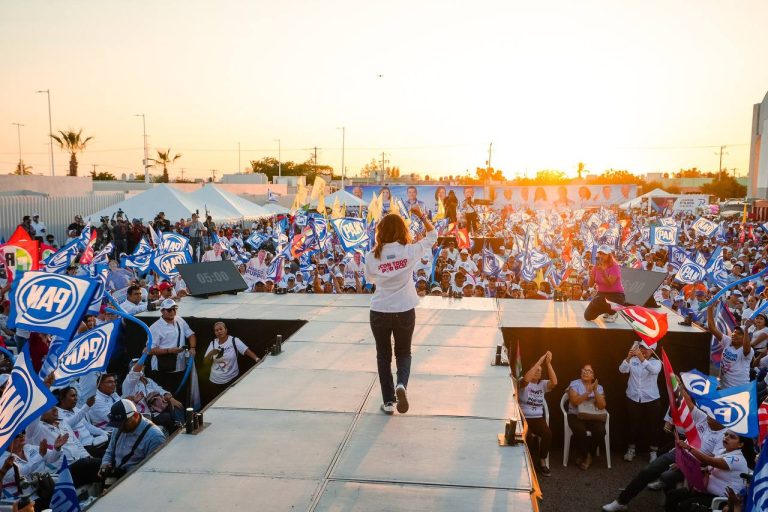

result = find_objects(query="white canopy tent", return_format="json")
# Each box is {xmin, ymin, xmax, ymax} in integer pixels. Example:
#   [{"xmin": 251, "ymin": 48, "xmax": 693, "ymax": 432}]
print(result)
[
  {"xmin": 261, "ymin": 202, "xmax": 290, "ymax": 215},
  {"xmin": 308, "ymin": 189, "xmax": 367, "ymax": 208},
  {"xmin": 86, "ymin": 184, "xmax": 202, "ymax": 223},
  {"xmin": 619, "ymin": 188, "xmax": 674, "ymax": 209},
  {"xmin": 188, "ymin": 185, "xmax": 271, "ymax": 220}
]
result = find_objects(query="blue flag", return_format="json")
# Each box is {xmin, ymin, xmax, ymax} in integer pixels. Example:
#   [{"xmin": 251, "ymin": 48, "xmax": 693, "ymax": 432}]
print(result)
[
  {"xmin": 7, "ymin": 271, "xmax": 97, "ymax": 340},
  {"xmin": 692, "ymin": 217, "xmax": 718, "ymax": 237},
  {"xmin": 649, "ymin": 225, "xmax": 679, "ymax": 246},
  {"xmin": 159, "ymin": 232, "xmax": 190, "ymax": 253},
  {"xmin": 246, "ymin": 232, "xmax": 270, "ymax": 250},
  {"xmin": 680, "ymin": 369, "xmax": 719, "ymax": 398},
  {"xmin": 151, "ymin": 249, "xmax": 193, "ymax": 280},
  {"xmin": 87, "ymin": 264, "xmax": 110, "ymax": 314},
  {"xmin": 44, "ymin": 238, "xmax": 84, "ymax": 274},
  {"xmin": 50, "ymin": 456, "xmax": 82, "ymax": 512},
  {"xmin": 745, "ymin": 438, "xmax": 768, "ymax": 512},
  {"xmin": 674, "ymin": 257, "xmax": 707, "ymax": 284},
  {"xmin": 694, "ymin": 381, "xmax": 758, "ymax": 438},
  {"xmin": 52, "ymin": 320, "xmax": 120, "ymax": 387},
  {"xmin": 668, "ymin": 246, "xmax": 690, "ymax": 270},
  {"xmin": 329, "ymin": 218, "xmax": 370, "ymax": 252},
  {"xmin": 0, "ymin": 344, "xmax": 58, "ymax": 453}
]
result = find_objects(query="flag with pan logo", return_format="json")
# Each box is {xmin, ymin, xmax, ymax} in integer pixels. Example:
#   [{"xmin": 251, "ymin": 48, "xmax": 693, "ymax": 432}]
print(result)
[
  {"xmin": 7, "ymin": 271, "xmax": 97, "ymax": 340},
  {"xmin": 159, "ymin": 232, "xmax": 190, "ymax": 253},
  {"xmin": 151, "ymin": 249, "xmax": 192, "ymax": 280},
  {"xmin": 329, "ymin": 218, "xmax": 369, "ymax": 252},
  {"xmin": 52, "ymin": 320, "xmax": 120, "ymax": 386},
  {"xmin": 680, "ymin": 369, "xmax": 719, "ymax": 398},
  {"xmin": 694, "ymin": 381, "xmax": 758, "ymax": 438},
  {"xmin": 50, "ymin": 456, "xmax": 81, "ymax": 512}
]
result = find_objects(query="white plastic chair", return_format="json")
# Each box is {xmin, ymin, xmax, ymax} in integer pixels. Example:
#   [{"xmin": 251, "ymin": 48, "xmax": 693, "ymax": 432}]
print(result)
[{"xmin": 560, "ymin": 393, "xmax": 611, "ymax": 468}]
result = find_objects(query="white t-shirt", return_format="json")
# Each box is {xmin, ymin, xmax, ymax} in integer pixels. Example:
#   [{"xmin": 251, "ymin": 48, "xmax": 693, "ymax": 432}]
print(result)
[
  {"xmin": 692, "ymin": 407, "xmax": 726, "ymax": 456},
  {"xmin": 706, "ymin": 447, "xmax": 749, "ymax": 496},
  {"xmin": 719, "ymin": 335, "xmax": 753, "ymax": 389},
  {"xmin": 205, "ymin": 336, "xmax": 249, "ymax": 384},
  {"xmin": 749, "ymin": 326, "xmax": 768, "ymax": 351},
  {"xmin": 364, "ymin": 230, "xmax": 438, "ymax": 313},
  {"xmin": 519, "ymin": 379, "xmax": 550, "ymax": 419}
]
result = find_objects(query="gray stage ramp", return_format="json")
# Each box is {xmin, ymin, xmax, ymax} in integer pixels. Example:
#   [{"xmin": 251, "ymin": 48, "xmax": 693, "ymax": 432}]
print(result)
[{"xmin": 90, "ymin": 295, "xmax": 538, "ymax": 512}]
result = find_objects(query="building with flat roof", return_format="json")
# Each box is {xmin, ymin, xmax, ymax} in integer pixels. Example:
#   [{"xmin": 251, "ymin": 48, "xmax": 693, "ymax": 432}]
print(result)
[{"xmin": 749, "ymin": 90, "xmax": 768, "ymax": 198}]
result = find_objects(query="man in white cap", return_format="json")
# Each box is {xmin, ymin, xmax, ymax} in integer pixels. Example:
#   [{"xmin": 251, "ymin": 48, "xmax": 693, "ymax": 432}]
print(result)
[
  {"xmin": 98, "ymin": 399, "xmax": 166, "ymax": 480},
  {"xmin": 456, "ymin": 248, "xmax": 478, "ymax": 275},
  {"xmin": 147, "ymin": 299, "xmax": 197, "ymax": 405},
  {"xmin": 30, "ymin": 213, "xmax": 47, "ymax": 243}
]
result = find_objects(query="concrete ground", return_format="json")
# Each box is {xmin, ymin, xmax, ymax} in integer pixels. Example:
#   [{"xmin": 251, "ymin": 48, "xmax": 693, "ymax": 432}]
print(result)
[{"xmin": 539, "ymin": 448, "xmax": 665, "ymax": 512}]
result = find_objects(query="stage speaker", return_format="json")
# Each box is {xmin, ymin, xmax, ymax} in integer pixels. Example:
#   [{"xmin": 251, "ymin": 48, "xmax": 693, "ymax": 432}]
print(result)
[
  {"xmin": 620, "ymin": 268, "xmax": 667, "ymax": 307},
  {"xmin": 177, "ymin": 260, "xmax": 249, "ymax": 298}
]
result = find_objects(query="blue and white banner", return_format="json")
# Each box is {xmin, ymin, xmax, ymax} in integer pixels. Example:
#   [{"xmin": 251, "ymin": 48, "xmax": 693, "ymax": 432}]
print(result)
[
  {"xmin": 674, "ymin": 257, "xmax": 707, "ymax": 284},
  {"xmin": 44, "ymin": 238, "xmax": 83, "ymax": 274},
  {"xmin": 705, "ymin": 246, "xmax": 729, "ymax": 288},
  {"xmin": 482, "ymin": 246, "xmax": 505, "ymax": 278},
  {"xmin": 90, "ymin": 242, "xmax": 113, "ymax": 266},
  {"xmin": 151, "ymin": 249, "xmax": 192, "ymax": 280},
  {"xmin": 680, "ymin": 369, "xmax": 719, "ymax": 398},
  {"xmin": 649, "ymin": 225, "xmax": 679, "ymax": 246},
  {"xmin": 745, "ymin": 437, "xmax": 768, "ymax": 512},
  {"xmin": 133, "ymin": 237, "xmax": 153, "ymax": 255},
  {"xmin": 295, "ymin": 211, "xmax": 308, "ymax": 227},
  {"xmin": 87, "ymin": 264, "xmax": 110, "ymax": 314},
  {"xmin": 329, "ymin": 218, "xmax": 370, "ymax": 252},
  {"xmin": 245, "ymin": 232, "xmax": 269, "ymax": 250},
  {"xmin": 121, "ymin": 251, "xmax": 154, "ymax": 273},
  {"xmin": 0, "ymin": 345, "xmax": 58, "ymax": 453},
  {"xmin": 50, "ymin": 456, "xmax": 81, "ymax": 512},
  {"xmin": 52, "ymin": 320, "xmax": 120, "ymax": 386},
  {"xmin": 668, "ymin": 246, "xmax": 690, "ymax": 270},
  {"xmin": 692, "ymin": 217, "xmax": 718, "ymax": 237},
  {"xmin": 8, "ymin": 271, "xmax": 98, "ymax": 340},
  {"xmin": 159, "ymin": 232, "xmax": 190, "ymax": 253},
  {"xmin": 659, "ymin": 217, "xmax": 678, "ymax": 227},
  {"xmin": 695, "ymin": 381, "xmax": 758, "ymax": 438}
]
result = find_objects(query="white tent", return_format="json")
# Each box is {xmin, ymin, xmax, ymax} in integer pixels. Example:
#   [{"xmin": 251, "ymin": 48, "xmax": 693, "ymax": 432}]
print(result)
[
  {"xmin": 85, "ymin": 184, "xmax": 202, "ymax": 223},
  {"xmin": 261, "ymin": 202, "xmax": 290, "ymax": 215},
  {"xmin": 619, "ymin": 188, "xmax": 674, "ymax": 209},
  {"xmin": 309, "ymin": 189, "xmax": 367, "ymax": 208},
  {"xmin": 188, "ymin": 185, "xmax": 271, "ymax": 220}
]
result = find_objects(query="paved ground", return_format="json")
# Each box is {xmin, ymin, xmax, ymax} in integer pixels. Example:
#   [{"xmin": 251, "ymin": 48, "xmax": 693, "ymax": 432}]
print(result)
[{"xmin": 539, "ymin": 449, "xmax": 666, "ymax": 512}]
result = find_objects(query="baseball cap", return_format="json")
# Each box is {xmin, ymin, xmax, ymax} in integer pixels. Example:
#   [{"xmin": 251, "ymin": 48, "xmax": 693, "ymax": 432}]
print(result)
[
  {"xmin": 723, "ymin": 261, "xmax": 734, "ymax": 271},
  {"xmin": 158, "ymin": 282, "xmax": 172, "ymax": 291},
  {"xmin": 160, "ymin": 298, "xmax": 178, "ymax": 310},
  {"xmin": 661, "ymin": 285, "xmax": 671, "ymax": 291},
  {"xmin": 430, "ymin": 284, "xmax": 442, "ymax": 293},
  {"xmin": 460, "ymin": 249, "xmax": 469, "ymax": 255},
  {"xmin": 108, "ymin": 399, "xmax": 138, "ymax": 427},
  {"xmin": 286, "ymin": 273, "xmax": 296, "ymax": 281},
  {"xmin": 638, "ymin": 341, "xmax": 651, "ymax": 350},
  {"xmin": 596, "ymin": 245, "xmax": 613, "ymax": 255}
]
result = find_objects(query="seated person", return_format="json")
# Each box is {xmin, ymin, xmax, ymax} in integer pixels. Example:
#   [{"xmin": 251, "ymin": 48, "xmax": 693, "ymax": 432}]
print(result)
[
  {"xmin": 99, "ymin": 400, "xmax": 166, "ymax": 481},
  {"xmin": 0, "ymin": 431, "xmax": 63, "ymax": 506},
  {"xmin": 56, "ymin": 386, "xmax": 109, "ymax": 458},
  {"xmin": 122, "ymin": 356, "xmax": 184, "ymax": 433}
]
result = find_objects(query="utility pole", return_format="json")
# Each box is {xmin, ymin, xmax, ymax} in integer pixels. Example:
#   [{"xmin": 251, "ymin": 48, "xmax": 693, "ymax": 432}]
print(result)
[
  {"xmin": 92, "ymin": 164, "xmax": 98, "ymax": 176},
  {"xmin": 337, "ymin": 127, "xmax": 345, "ymax": 189},
  {"xmin": 134, "ymin": 114, "xmax": 149, "ymax": 183},
  {"xmin": 210, "ymin": 169, "xmax": 217, "ymax": 182},
  {"xmin": 380, "ymin": 152, "xmax": 389, "ymax": 183},
  {"xmin": 716, "ymin": 145, "xmax": 728, "ymax": 174},
  {"xmin": 313, "ymin": 146, "xmax": 318, "ymax": 176},
  {"xmin": 275, "ymin": 139, "xmax": 282, "ymax": 178},
  {"xmin": 12, "ymin": 123, "xmax": 24, "ymax": 170},
  {"xmin": 36, "ymin": 89, "xmax": 54, "ymax": 176},
  {"xmin": 238, "ymin": 142, "xmax": 241, "ymax": 173},
  {"xmin": 488, "ymin": 142, "xmax": 493, "ymax": 171},
  {"xmin": 180, "ymin": 168, "xmax": 185, "ymax": 181}
]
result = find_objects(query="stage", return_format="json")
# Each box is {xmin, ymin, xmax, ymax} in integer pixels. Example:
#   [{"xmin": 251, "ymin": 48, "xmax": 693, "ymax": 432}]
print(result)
[{"xmin": 89, "ymin": 295, "xmax": 709, "ymax": 511}]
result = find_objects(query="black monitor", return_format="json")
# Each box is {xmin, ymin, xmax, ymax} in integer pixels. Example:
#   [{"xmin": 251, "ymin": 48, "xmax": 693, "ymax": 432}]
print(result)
[{"xmin": 177, "ymin": 260, "xmax": 249, "ymax": 298}]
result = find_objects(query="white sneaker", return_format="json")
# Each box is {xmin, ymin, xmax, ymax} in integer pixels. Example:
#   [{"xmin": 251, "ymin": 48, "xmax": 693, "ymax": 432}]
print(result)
[
  {"xmin": 395, "ymin": 384, "xmax": 409, "ymax": 414},
  {"xmin": 623, "ymin": 446, "xmax": 635, "ymax": 461},
  {"xmin": 649, "ymin": 450, "xmax": 657, "ymax": 462},
  {"xmin": 381, "ymin": 402, "xmax": 395, "ymax": 415},
  {"xmin": 646, "ymin": 480, "xmax": 664, "ymax": 491},
  {"xmin": 603, "ymin": 312, "xmax": 618, "ymax": 323},
  {"xmin": 602, "ymin": 500, "xmax": 628, "ymax": 512}
]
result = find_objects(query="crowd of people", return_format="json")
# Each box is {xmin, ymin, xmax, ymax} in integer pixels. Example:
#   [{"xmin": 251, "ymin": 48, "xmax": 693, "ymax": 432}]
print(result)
[{"xmin": 0, "ymin": 186, "xmax": 767, "ymax": 511}]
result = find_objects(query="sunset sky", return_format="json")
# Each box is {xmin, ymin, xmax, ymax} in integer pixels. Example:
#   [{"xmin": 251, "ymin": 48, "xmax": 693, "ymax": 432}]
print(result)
[{"xmin": 1, "ymin": 1, "xmax": 767, "ymax": 181}]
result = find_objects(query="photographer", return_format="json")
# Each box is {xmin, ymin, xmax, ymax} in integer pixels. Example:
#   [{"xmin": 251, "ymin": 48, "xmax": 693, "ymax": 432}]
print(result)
[
  {"xmin": 112, "ymin": 212, "xmax": 129, "ymax": 257},
  {"xmin": 202, "ymin": 322, "xmax": 260, "ymax": 404},
  {"xmin": 97, "ymin": 215, "xmax": 113, "ymax": 251}
]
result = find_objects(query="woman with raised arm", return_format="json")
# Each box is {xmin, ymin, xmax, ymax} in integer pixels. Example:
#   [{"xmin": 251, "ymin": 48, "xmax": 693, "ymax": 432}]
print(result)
[{"xmin": 519, "ymin": 350, "xmax": 557, "ymax": 476}]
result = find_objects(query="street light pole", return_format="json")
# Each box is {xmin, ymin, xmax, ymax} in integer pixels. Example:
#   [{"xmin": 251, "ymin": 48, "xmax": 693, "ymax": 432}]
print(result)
[
  {"xmin": 274, "ymin": 139, "xmax": 282, "ymax": 178},
  {"xmin": 36, "ymin": 89, "xmax": 54, "ymax": 176},
  {"xmin": 238, "ymin": 141, "xmax": 241, "ymax": 173},
  {"xmin": 12, "ymin": 123, "xmax": 24, "ymax": 171},
  {"xmin": 134, "ymin": 114, "xmax": 149, "ymax": 183},
  {"xmin": 337, "ymin": 126, "xmax": 345, "ymax": 190}
]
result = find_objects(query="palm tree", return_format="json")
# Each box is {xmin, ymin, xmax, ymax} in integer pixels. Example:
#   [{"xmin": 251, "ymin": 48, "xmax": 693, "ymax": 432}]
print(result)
[
  {"xmin": 150, "ymin": 148, "xmax": 182, "ymax": 183},
  {"xmin": 13, "ymin": 160, "xmax": 33, "ymax": 175},
  {"xmin": 50, "ymin": 129, "xmax": 94, "ymax": 177}
]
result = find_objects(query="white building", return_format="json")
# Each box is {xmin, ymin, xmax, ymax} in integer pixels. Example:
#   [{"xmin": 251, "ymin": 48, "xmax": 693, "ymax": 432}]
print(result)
[{"xmin": 748, "ymin": 90, "xmax": 768, "ymax": 198}]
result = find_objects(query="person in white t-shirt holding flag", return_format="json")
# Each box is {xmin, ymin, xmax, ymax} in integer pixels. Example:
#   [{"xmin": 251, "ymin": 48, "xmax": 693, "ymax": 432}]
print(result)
[
  {"xmin": 707, "ymin": 302, "xmax": 753, "ymax": 389},
  {"xmin": 365, "ymin": 206, "xmax": 437, "ymax": 415},
  {"xmin": 518, "ymin": 350, "xmax": 557, "ymax": 477},
  {"xmin": 202, "ymin": 322, "xmax": 260, "ymax": 404}
]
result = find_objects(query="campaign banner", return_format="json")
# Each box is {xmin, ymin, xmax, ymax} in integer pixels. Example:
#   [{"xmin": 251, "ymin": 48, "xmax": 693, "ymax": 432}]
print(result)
[
  {"xmin": 345, "ymin": 184, "xmax": 637, "ymax": 214},
  {"xmin": 0, "ymin": 345, "xmax": 58, "ymax": 453},
  {"xmin": 151, "ymin": 249, "xmax": 192, "ymax": 280},
  {"xmin": 680, "ymin": 369, "xmax": 719, "ymax": 398},
  {"xmin": 695, "ymin": 381, "xmax": 758, "ymax": 437},
  {"xmin": 650, "ymin": 225, "xmax": 679, "ymax": 246},
  {"xmin": 329, "ymin": 218, "xmax": 369, "ymax": 252},
  {"xmin": 44, "ymin": 238, "xmax": 83, "ymax": 274},
  {"xmin": 651, "ymin": 195, "xmax": 709, "ymax": 214},
  {"xmin": 8, "ymin": 271, "xmax": 98, "ymax": 340},
  {"xmin": 53, "ymin": 320, "xmax": 120, "ymax": 386},
  {"xmin": 159, "ymin": 232, "xmax": 190, "ymax": 253},
  {"xmin": 121, "ymin": 251, "xmax": 154, "ymax": 273},
  {"xmin": 87, "ymin": 264, "xmax": 110, "ymax": 314},
  {"xmin": 674, "ymin": 257, "xmax": 707, "ymax": 284}
]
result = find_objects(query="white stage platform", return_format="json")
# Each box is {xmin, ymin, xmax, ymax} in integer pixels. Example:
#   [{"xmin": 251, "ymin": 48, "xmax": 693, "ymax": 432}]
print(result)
[{"xmin": 90, "ymin": 295, "xmax": 537, "ymax": 512}]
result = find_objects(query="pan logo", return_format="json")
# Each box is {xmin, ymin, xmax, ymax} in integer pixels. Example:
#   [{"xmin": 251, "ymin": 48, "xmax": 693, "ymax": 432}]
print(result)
[
  {"xmin": 654, "ymin": 227, "xmax": 676, "ymax": 245},
  {"xmin": 707, "ymin": 400, "xmax": 747, "ymax": 428},
  {"xmin": 0, "ymin": 366, "xmax": 34, "ymax": 439},
  {"xmin": 678, "ymin": 262, "xmax": 705, "ymax": 283},
  {"xmin": 156, "ymin": 252, "xmax": 189, "ymax": 276},
  {"xmin": 16, "ymin": 274, "xmax": 80, "ymax": 324},
  {"xmin": 59, "ymin": 327, "xmax": 110, "ymax": 374}
]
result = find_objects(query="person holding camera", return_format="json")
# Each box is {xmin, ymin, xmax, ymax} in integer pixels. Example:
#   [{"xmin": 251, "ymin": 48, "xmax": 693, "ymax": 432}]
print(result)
[
  {"xmin": 0, "ymin": 430, "xmax": 64, "ymax": 505},
  {"xmin": 98, "ymin": 399, "xmax": 165, "ymax": 483},
  {"xmin": 202, "ymin": 322, "xmax": 260, "ymax": 404},
  {"xmin": 619, "ymin": 340, "xmax": 662, "ymax": 463}
]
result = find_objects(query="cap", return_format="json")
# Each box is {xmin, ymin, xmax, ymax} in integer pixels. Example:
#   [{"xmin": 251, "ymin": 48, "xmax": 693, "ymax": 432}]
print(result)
[
  {"xmin": 723, "ymin": 261, "xmax": 734, "ymax": 270},
  {"xmin": 160, "ymin": 298, "xmax": 178, "ymax": 310},
  {"xmin": 661, "ymin": 285, "xmax": 671, "ymax": 291},
  {"xmin": 149, "ymin": 285, "xmax": 159, "ymax": 293},
  {"xmin": 286, "ymin": 273, "xmax": 296, "ymax": 281},
  {"xmin": 596, "ymin": 245, "xmax": 613, "ymax": 255},
  {"xmin": 158, "ymin": 282, "xmax": 172, "ymax": 291},
  {"xmin": 32, "ymin": 213, "xmax": 40, "ymax": 217},
  {"xmin": 499, "ymin": 246, "xmax": 506, "ymax": 250},
  {"xmin": 430, "ymin": 284, "xmax": 442, "ymax": 292},
  {"xmin": 638, "ymin": 341, "xmax": 651, "ymax": 350},
  {"xmin": 108, "ymin": 399, "xmax": 138, "ymax": 428},
  {"xmin": 460, "ymin": 249, "xmax": 469, "ymax": 255}
]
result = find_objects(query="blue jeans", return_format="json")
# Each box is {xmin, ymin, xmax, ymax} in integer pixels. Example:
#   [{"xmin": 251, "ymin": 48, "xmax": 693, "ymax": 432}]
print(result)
[
  {"xmin": 370, "ymin": 309, "xmax": 415, "ymax": 403},
  {"xmin": 618, "ymin": 449, "xmax": 681, "ymax": 504}
]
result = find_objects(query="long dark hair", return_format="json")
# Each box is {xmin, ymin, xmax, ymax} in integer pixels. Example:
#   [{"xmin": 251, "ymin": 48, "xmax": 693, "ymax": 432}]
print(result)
[{"xmin": 373, "ymin": 213, "xmax": 411, "ymax": 259}]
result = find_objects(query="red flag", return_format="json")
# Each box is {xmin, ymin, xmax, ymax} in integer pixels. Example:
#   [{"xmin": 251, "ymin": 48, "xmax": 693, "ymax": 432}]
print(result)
[
  {"xmin": 513, "ymin": 341, "xmax": 522, "ymax": 380},
  {"xmin": 0, "ymin": 226, "xmax": 40, "ymax": 282},
  {"xmin": 618, "ymin": 305, "xmax": 668, "ymax": 348},
  {"xmin": 759, "ymin": 402, "xmax": 768, "ymax": 447},
  {"xmin": 455, "ymin": 228, "xmax": 471, "ymax": 250},
  {"xmin": 79, "ymin": 229, "xmax": 98, "ymax": 265},
  {"xmin": 661, "ymin": 350, "xmax": 701, "ymax": 449}
]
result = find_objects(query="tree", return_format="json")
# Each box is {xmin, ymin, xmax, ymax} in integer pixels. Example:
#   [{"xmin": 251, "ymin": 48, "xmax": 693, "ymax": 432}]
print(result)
[
  {"xmin": 90, "ymin": 170, "xmax": 116, "ymax": 181},
  {"xmin": 642, "ymin": 180, "xmax": 680, "ymax": 194},
  {"xmin": 591, "ymin": 169, "xmax": 645, "ymax": 185},
  {"xmin": 475, "ymin": 166, "xmax": 504, "ymax": 182},
  {"xmin": 675, "ymin": 167, "xmax": 704, "ymax": 178},
  {"xmin": 13, "ymin": 161, "xmax": 32, "ymax": 175},
  {"xmin": 388, "ymin": 166, "xmax": 400, "ymax": 178},
  {"xmin": 50, "ymin": 129, "xmax": 93, "ymax": 176},
  {"xmin": 359, "ymin": 158, "xmax": 380, "ymax": 178},
  {"xmin": 248, "ymin": 157, "xmax": 281, "ymax": 180},
  {"xmin": 699, "ymin": 171, "xmax": 747, "ymax": 200},
  {"xmin": 149, "ymin": 148, "xmax": 182, "ymax": 183}
]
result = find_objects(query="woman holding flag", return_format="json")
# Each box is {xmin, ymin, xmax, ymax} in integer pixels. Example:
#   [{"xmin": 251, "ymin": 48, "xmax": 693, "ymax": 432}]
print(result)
[{"xmin": 365, "ymin": 206, "xmax": 436, "ymax": 415}]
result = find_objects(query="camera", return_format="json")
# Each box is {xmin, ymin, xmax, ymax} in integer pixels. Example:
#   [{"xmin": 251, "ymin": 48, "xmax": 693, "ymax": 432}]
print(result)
[
  {"xmin": 215, "ymin": 347, "xmax": 225, "ymax": 359},
  {"xmin": 553, "ymin": 290, "xmax": 568, "ymax": 302},
  {"xmin": 100, "ymin": 216, "xmax": 109, "ymax": 223},
  {"xmin": 117, "ymin": 208, "xmax": 124, "ymax": 218}
]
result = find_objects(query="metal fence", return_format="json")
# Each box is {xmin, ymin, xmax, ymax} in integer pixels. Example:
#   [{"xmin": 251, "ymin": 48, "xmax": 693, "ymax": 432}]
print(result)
[{"xmin": 0, "ymin": 193, "xmax": 125, "ymax": 244}]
